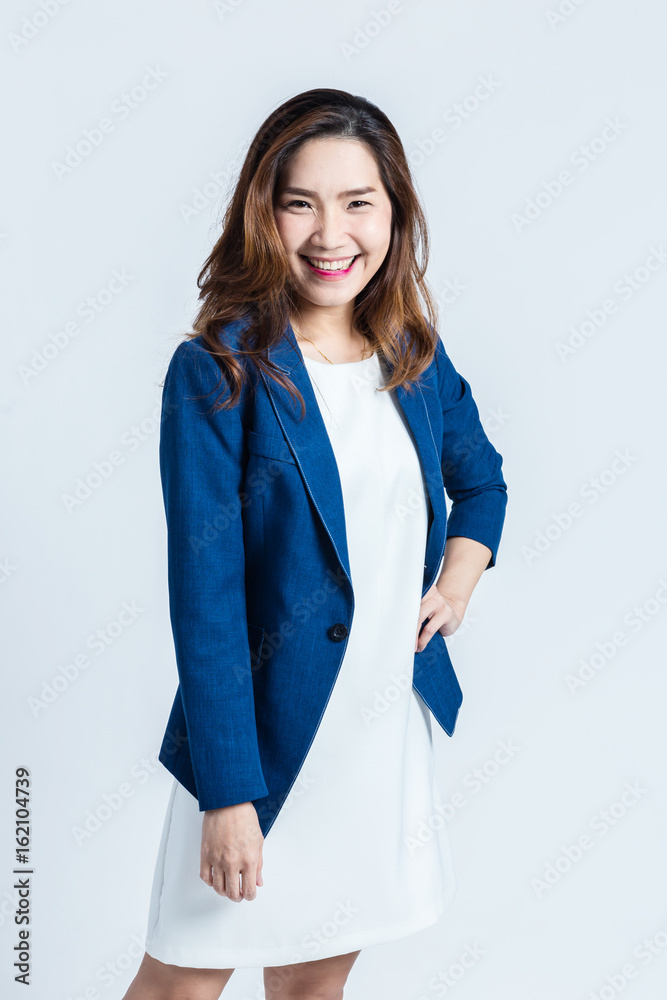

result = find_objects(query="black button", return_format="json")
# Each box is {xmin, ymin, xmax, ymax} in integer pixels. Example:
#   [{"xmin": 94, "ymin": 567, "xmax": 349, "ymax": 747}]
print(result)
[{"xmin": 327, "ymin": 623, "xmax": 348, "ymax": 641}]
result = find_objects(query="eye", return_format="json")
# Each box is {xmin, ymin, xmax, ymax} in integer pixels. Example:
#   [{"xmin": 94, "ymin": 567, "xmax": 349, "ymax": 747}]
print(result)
[{"xmin": 282, "ymin": 199, "xmax": 372, "ymax": 209}]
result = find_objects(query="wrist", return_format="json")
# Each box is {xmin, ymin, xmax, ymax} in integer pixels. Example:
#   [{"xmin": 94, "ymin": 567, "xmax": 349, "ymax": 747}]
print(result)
[{"xmin": 434, "ymin": 581, "xmax": 469, "ymax": 616}]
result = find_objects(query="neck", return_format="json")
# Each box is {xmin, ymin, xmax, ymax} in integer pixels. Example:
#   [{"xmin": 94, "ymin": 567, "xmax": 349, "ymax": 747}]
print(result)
[
  {"xmin": 290, "ymin": 301, "xmax": 356, "ymax": 343},
  {"xmin": 289, "ymin": 300, "xmax": 371, "ymax": 362}
]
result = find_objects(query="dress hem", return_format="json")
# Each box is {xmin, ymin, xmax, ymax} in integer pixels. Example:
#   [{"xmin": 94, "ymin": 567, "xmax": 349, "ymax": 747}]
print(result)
[{"xmin": 143, "ymin": 892, "xmax": 455, "ymax": 970}]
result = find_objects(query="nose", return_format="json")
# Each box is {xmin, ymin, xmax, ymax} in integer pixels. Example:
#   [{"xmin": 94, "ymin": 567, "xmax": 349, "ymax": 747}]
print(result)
[{"xmin": 307, "ymin": 207, "xmax": 349, "ymax": 251}]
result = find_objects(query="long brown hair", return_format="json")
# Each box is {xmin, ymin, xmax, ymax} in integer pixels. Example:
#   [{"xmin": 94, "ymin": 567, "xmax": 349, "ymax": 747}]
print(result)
[{"xmin": 187, "ymin": 87, "xmax": 440, "ymax": 415}]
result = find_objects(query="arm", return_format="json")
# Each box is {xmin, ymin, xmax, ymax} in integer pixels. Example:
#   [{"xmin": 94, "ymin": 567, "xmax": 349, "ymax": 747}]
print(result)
[
  {"xmin": 160, "ymin": 339, "xmax": 268, "ymax": 812},
  {"xmin": 434, "ymin": 335, "xmax": 508, "ymax": 610},
  {"xmin": 436, "ymin": 535, "xmax": 492, "ymax": 612}
]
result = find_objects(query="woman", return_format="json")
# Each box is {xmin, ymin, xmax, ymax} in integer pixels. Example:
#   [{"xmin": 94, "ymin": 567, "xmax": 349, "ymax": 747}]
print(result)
[{"xmin": 125, "ymin": 88, "xmax": 508, "ymax": 999}]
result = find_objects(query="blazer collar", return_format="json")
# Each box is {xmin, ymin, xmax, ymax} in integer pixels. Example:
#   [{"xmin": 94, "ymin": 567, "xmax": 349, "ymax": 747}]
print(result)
[{"xmin": 261, "ymin": 321, "xmax": 447, "ymax": 595}]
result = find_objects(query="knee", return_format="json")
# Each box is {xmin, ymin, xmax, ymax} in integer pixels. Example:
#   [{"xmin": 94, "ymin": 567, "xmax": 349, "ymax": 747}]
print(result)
[
  {"xmin": 122, "ymin": 951, "xmax": 234, "ymax": 1000},
  {"xmin": 264, "ymin": 949, "xmax": 360, "ymax": 1000},
  {"xmin": 264, "ymin": 973, "xmax": 346, "ymax": 1000},
  {"xmin": 266, "ymin": 988, "xmax": 343, "ymax": 1000}
]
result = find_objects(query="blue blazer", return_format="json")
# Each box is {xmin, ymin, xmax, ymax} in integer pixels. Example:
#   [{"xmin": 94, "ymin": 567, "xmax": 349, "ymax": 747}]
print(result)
[{"xmin": 157, "ymin": 320, "xmax": 508, "ymax": 838}]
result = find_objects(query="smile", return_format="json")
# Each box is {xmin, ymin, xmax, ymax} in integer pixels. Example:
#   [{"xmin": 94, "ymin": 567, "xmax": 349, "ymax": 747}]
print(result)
[{"xmin": 300, "ymin": 254, "xmax": 360, "ymax": 277}]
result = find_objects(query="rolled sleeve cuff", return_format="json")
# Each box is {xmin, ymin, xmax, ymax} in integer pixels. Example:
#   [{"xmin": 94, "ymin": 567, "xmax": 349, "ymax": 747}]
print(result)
[{"xmin": 445, "ymin": 488, "xmax": 508, "ymax": 569}]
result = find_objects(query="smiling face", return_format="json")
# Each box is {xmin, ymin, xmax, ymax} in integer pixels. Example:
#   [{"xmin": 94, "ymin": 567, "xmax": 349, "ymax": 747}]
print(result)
[{"xmin": 273, "ymin": 137, "xmax": 394, "ymax": 314}]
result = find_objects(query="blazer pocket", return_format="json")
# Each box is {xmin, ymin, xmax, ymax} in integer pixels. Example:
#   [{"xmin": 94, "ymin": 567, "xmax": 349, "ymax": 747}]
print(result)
[
  {"xmin": 247, "ymin": 621, "xmax": 265, "ymax": 671},
  {"xmin": 246, "ymin": 429, "xmax": 297, "ymax": 466}
]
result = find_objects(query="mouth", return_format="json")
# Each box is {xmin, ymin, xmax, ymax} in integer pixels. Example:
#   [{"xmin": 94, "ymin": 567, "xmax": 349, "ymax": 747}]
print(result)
[{"xmin": 299, "ymin": 253, "xmax": 361, "ymax": 277}]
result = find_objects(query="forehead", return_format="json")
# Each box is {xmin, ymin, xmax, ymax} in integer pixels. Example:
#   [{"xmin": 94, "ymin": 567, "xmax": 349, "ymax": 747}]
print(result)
[{"xmin": 277, "ymin": 138, "xmax": 381, "ymax": 190}]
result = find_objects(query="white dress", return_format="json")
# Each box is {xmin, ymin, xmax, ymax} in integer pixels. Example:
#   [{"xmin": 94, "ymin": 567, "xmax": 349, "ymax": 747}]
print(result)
[{"xmin": 144, "ymin": 350, "xmax": 458, "ymax": 969}]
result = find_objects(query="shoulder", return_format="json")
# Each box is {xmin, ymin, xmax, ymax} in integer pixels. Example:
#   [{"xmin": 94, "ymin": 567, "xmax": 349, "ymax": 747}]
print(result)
[
  {"xmin": 164, "ymin": 340, "xmax": 221, "ymax": 403},
  {"xmin": 165, "ymin": 319, "xmax": 249, "ymax": 386},
  {"xmin": 420, "ymin": 322, "xmax": 461, "ymax": 406}
]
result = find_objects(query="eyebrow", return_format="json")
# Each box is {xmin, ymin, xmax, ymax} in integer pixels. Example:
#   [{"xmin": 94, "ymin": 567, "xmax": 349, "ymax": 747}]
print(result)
[{"xmin": 280, "ymin": 186, "xmax": 378, "ymax": 198}]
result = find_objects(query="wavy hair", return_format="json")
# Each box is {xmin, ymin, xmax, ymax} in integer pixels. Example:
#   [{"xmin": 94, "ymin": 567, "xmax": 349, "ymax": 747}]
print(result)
[{"xmin": 186, "ymin": 87, "xmax": 440, "ymax": 416}]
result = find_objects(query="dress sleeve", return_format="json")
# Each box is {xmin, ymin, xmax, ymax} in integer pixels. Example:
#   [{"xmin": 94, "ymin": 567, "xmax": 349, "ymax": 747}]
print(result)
[
  {"xmin": 159, "ymin": 339, "xmax": 268, "ymax": 810},
  {"xmin": 434, "ymin": 335, "xmax": 508, "ymax": 569}
]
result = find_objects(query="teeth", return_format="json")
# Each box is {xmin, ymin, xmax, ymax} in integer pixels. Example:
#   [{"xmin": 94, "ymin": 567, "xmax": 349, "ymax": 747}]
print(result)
[{"xmin": 306, "ymin": 255, "xmax": 357, "ymax": 271}]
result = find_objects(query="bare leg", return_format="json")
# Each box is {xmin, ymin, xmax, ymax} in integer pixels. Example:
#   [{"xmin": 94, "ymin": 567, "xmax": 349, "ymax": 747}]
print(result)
[
  {"xmin": 263, "ymin": 949, "xmax": 362, "ymax": 1000},
  {"xmin": 121, "ymin": 951, "xmax": 234, "ymax": 999}
]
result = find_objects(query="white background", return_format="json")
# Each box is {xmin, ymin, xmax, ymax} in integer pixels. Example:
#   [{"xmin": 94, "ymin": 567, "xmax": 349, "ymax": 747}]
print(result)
[{"xmin": 3, "ymin": 1, "xmax": 667, "ymax": 998}]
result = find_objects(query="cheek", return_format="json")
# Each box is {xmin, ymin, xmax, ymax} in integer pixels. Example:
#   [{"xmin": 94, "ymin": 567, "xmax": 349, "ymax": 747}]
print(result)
[
  {"xmin": 354, "ymin": 211, "xmax": 392, "ymax": 255},
  {"xmin": 275, "ymin": 213, "xmax": 306, "ymax": 252}
]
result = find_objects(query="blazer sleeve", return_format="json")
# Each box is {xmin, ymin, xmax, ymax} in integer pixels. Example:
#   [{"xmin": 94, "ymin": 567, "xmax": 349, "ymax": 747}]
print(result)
[
  {"xmin": 159, "ymin": 339, "xmax": 268, "ymax": 811},
  {"xmin": 434, "ymin": 335, "xmax": 508, "ymax": 569}
]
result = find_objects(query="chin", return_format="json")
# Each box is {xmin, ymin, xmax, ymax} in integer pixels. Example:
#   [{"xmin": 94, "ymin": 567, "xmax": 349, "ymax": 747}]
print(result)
[{"xmin": 307, "ymin": 287, "xmax": 362, "ymax": 305}]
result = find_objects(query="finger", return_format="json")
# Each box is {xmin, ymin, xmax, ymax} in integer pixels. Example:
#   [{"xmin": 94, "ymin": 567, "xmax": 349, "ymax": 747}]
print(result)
[
  {"xmin": 241, "ymin": 865, "xmax": 258, "ymax": 900},
  {"xmin": 415, "ymin": 612, "xmax": 436, "ymax": 652},
  {"xmin": 418, "ymin": 592, "xmax": 440, "ymax": 619},
  {"xmin": 415, "ymin": 592, "xmax": 443, "ymax": 635},
  {"xmin": 224, "ymin": 869, "xmax": 243, "ymax": 902},
  {"xmin": 416, "ymin": 614, "xmax": 445, "ymax": 652},
  {"xmin": 256, "ymin": 845, "xmax": 264, "ymax": 887},
  {"xmin": 200, "ymin": 861, "xmax": 213, "ymax": 886},
  {"xmin": 211, "ymin": 865, "xmax": 227, "ymax": 897}
]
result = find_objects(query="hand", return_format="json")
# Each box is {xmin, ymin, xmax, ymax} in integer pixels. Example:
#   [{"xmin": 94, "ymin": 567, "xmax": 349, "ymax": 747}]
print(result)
[
  {"xmin": 200, "ymin": 801, "xmax": 264, "ymax": 902},
  {"xmin": 415, "ymin": 584, "xmax": 467, "ymax": 653}
]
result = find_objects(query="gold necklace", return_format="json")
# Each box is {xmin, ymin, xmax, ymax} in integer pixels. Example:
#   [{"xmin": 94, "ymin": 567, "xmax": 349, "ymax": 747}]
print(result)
[{"xmin": 291, "ymin": 321, "xmax": 372, "ymax": 364}]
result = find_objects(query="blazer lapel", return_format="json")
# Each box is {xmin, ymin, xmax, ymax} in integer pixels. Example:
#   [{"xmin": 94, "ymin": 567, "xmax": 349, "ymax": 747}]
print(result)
[{"xmin": 261, "ymin": 323, "xmax": 447, "ymax": 595}]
